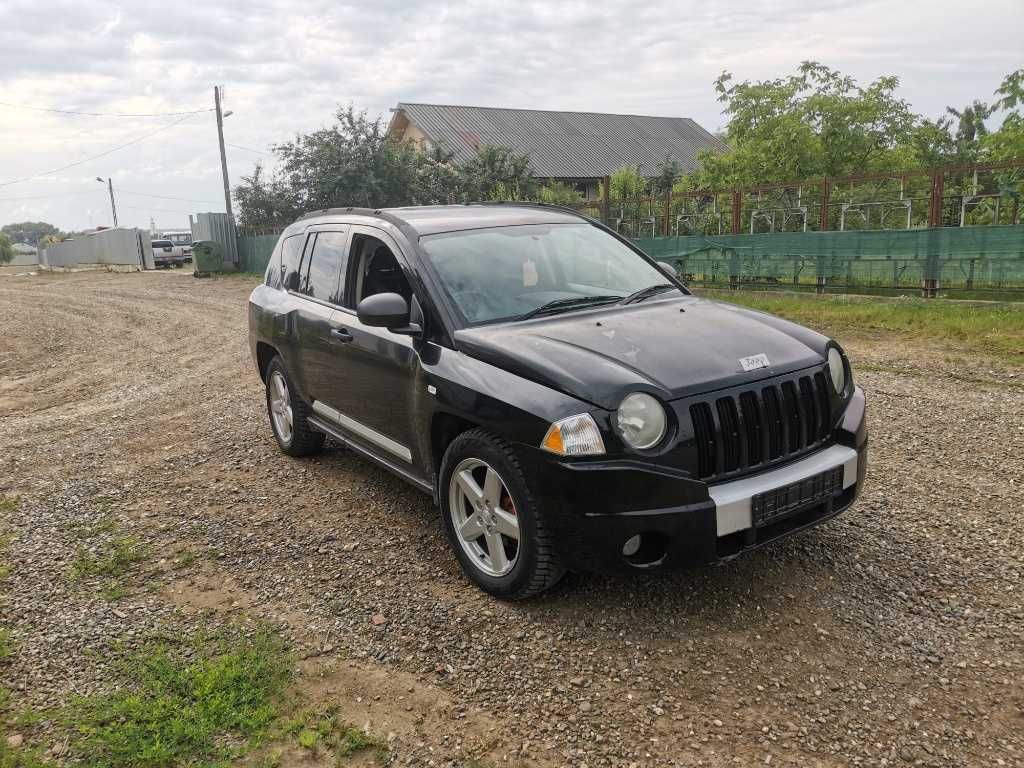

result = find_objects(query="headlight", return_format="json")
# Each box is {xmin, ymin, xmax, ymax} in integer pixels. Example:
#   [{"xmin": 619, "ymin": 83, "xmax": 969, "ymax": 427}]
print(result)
[
  {"xmin": 540, "ymin": 413, "xmax": 605, "ymax": 456},
  {"xmin": 827, "ymin": 347, "xmax": 847, "ymax": 393},
  {"xmin": 616, "ymin": 392, "xmax": 667, "ymax": 450}
]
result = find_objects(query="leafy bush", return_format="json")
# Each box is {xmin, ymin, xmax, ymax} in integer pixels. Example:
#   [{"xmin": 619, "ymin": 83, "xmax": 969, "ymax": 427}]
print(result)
[
  {"xmin": 609, "ymin": 166, "xmax": 648, "ymax": 199},
  {"xmin": 536, "ymin": 180, "xmax": 583, "ymax": 205},
  {"xmin": 0, "ymin": 234, "xmax": 13, "ymax": 266}
]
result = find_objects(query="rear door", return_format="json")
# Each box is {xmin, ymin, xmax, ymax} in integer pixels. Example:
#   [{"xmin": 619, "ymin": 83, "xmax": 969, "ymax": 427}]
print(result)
[{"xmin": 287, "ymin": 227, "xmax": 351, "ymax": 403}]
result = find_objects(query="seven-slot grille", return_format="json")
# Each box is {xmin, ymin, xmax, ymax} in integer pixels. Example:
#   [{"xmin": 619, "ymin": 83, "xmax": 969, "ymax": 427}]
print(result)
[{"xmin": 690, "ymin": 371, "xmax": 834, "ymax": 481}]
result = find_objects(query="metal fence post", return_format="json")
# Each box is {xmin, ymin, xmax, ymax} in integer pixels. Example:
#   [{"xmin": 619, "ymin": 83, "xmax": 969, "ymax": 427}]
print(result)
[
  {"xmin": 731, "ymin": 191, "xmax": 742, "ymax": 234},
  {"xmin": 728, "ymin": 248, "xmax": 740, "ymax": 291},
  {"xmin": 601, "ymin": 176, "xmax": 610, "ymax": 227},
  {"xmin": 663, "ymin": 190, "xmax": 672, "ymax": 236},
  {"xmin": 816, "ymin": 254, "xmax": 828, "ymax": 294},
  {"xmin": 928, "ymin": 171, "xmax": 945, "ymax": 228},
  {"xmin": 819, "ymin": 177, "xmax": 831, "ymax": 231}
]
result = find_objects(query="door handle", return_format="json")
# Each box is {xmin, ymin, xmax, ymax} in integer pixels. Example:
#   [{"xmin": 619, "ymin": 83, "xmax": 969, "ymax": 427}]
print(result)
[{"xmin": 330, "ymin": 327, "xmax": 354, "ymax": 343}]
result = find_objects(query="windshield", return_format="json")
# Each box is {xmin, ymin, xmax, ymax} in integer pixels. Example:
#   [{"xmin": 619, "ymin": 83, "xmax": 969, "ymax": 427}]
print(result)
[{"xmin": 421, "ymin": 223, "xmax": 682, "ymax": 324}]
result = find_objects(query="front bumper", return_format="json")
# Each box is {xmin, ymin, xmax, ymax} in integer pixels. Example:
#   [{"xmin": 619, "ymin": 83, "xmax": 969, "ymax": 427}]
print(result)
[{"xmin": 523, "ymin": 386, "xmax": 867, "ymax": 573}]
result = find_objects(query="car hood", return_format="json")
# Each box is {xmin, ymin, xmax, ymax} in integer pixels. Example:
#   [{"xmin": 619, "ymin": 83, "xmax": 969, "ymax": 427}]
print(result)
[{"xmin": 453, "ymin": 296, "xmax": 829, "ymax": 410}]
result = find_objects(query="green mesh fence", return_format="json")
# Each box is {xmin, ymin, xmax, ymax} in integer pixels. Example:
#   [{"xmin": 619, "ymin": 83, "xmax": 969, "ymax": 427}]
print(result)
[
  {"xmin": 238, "ymin": 225, "xmax": 1024, "ymax": 298},
  {"xmin": 636, "ymin": 225, "xmax": 1024, "ymax": 298}
]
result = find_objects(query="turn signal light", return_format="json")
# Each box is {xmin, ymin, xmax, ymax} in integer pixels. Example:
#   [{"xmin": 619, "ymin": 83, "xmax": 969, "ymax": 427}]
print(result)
[{"xmin": 540, "ymin": 413, "xmax": 605, "ymax": 456}]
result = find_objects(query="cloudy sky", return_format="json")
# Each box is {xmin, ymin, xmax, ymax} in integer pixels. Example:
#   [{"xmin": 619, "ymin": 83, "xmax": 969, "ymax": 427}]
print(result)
[{"xmin": 1, "ymin": 0, "xmax": 1021, "ymax": 233}]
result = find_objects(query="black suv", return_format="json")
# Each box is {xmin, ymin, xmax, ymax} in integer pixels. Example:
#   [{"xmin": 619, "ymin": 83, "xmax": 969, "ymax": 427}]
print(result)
[{"xmin": 249, "ymin": 205, "xmax": 867, "ymax": 599}]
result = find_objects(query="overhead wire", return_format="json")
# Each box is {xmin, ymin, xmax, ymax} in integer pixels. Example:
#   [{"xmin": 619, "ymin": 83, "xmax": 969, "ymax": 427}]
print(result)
[
  {"xmin": 226, "ymin": 142, "xmax": 268, "ymax": 156},
  {"xmin": 0, "ymin": 100, "xmax": 214, "ymax": 118},
  {"xmin": 0, "ymin": 113, "xmax": 197, "ymax": 188},
  {"xmin": 120, "ymin": 203, "xmax": 200, "ymax": 215},
  {"xmin": 0, "ymin": 189, "xmax": 107, "ymax": 202},
  {"xmin": 117, "ymin": 189, "xmax": 220, "ymax": 204}
]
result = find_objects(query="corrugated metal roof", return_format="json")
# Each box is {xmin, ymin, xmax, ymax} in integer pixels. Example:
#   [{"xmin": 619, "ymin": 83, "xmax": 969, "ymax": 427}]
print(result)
[{"xmin": 391, "ymin": 103, "xmax": 728, "ymax": 178}]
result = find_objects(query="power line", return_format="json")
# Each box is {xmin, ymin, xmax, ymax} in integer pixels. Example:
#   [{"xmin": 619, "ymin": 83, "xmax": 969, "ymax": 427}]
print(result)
[
  {"xmin": 0, "ymin": 114, "xmax": 196, "ymax": 189},
  {"xmin": 0, "ymin": 188, "xmax": 107, "ymax": 202},
  {"xmin": 226, "ymin": 142, "xmax": 268, "ymax": 156},
  {"xmin": 0, "ymin": 100, "xmax": 214, "ymax": 118},
  {"xmin": 118, "ymin": 189, "xmax": 220, "ymax": 204},
  {"xmin": 120, "ymin": 203, "xmax": 199, "ymax": 215}
]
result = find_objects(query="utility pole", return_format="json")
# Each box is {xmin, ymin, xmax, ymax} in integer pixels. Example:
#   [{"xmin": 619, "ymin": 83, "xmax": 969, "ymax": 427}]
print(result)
[
  {"xmin": 97, "ymin": 176, "xmax": 118, "ymax": 227},
  {"xmin": 214, "ymin": 86, "xmax": 233, "ymax": 225}
]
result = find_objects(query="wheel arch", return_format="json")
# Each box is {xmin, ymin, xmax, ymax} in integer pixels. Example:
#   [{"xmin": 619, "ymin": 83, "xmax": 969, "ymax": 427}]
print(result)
[
  {"xmin": 256, "ymin": 341, "xmax": 279, "ymax": 382},
  {"xmin": 430, "ymin": 412, "xmax": 480, "ymax": 485}
]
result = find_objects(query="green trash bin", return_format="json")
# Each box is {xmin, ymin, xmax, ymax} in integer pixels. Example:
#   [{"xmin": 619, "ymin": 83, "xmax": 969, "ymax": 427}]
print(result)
[{"xmin": 192, "ymin": 240, "xmax": 225, "ymax": 277}]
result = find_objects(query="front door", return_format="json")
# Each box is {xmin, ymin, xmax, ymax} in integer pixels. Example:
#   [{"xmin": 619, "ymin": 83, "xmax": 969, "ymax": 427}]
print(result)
[{"xmin": 315, "ymin": 227, "xmax": 421, "ymax": 468}]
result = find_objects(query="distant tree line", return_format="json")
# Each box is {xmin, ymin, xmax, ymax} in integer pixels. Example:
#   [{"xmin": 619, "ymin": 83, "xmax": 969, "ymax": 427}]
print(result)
[
  {"xmin": 0, "ymin": 221, "xmax": 63, "ymax": 247},
  {"xmin": 232, "ymin": 64, "xmax": 1024, "ymax": 227}
]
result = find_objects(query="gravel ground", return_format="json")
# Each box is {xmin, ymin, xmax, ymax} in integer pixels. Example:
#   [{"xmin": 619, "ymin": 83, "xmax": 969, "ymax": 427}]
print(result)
[{"xmin": 1, "ymin": 268, "xmax": 1022, "ymax": 767}]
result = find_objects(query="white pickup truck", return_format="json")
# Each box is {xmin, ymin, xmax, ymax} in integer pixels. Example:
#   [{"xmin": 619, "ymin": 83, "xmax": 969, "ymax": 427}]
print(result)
[{"xmin": 161, "ymin": 231, "xmax": 193, "ymax": 263}]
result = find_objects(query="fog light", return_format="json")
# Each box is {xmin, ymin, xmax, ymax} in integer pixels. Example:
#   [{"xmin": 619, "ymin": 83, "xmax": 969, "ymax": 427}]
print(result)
[{"xmin": 622, "ymin": 535, "xmax": 642, "ymax": 557}]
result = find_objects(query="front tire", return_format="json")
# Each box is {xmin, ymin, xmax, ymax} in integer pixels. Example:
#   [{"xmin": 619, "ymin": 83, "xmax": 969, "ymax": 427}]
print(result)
[
  {"xmin": 440, "ymin": 429, "xmax": 564, "ymax": 599},
  {"xmin": 265, "ymin": 357, "xmax": 324, "ymax": 457}
]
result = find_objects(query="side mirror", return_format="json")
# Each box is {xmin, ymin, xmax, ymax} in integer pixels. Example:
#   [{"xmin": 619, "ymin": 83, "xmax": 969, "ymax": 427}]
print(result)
[
  {"xmin": 357, "ymin": 292, "xmax": 421, "ymax": 336},
  {"xmin": 657, "ymin": 261, "xmax": 678, "ymax": 278}
]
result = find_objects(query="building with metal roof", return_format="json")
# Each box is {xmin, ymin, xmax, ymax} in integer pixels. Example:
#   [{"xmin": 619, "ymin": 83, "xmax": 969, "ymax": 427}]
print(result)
[{"xmin": 387, "ymin": 103, "xmax": 728, "ymax": 197}]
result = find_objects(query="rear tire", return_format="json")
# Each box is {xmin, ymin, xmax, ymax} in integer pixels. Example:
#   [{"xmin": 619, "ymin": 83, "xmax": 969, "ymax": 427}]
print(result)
[
  {"xmin": 265, "ymin": 357, "xmax": 324, "ymax": 457},
  {"xmin": 439, "ymin": 429, "xmax": 564, "ymax": 599}
]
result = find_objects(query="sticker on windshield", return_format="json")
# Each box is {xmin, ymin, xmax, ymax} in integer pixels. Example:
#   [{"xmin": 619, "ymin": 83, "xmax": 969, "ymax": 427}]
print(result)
[
  {"xmin": 522, "ymin": 258, "xmax": 538, "ymax": 287},
  {"xmin": 739, "ymin": 353, "xmax": 770, "ymax": 372}
]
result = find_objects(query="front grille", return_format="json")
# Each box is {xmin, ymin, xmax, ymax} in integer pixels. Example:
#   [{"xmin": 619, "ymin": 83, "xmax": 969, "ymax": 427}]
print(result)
[{"xmin": 688, "ymin": 371, "xmax": 834, "ymax": 481}]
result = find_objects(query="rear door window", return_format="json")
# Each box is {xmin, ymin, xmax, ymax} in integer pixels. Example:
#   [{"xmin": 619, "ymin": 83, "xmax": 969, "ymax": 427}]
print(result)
[{"xmin": 300, "ymin": 230, "xmax": 349, "ymax": 305}]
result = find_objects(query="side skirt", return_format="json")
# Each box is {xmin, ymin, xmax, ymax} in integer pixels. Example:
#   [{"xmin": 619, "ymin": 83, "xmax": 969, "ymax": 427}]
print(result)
[{"xmin": 307, "ymin": 415, "xmax": 434, "ymax": 495}]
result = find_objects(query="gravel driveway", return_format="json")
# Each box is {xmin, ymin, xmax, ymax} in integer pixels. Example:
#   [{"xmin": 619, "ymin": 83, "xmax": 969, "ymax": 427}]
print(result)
[{"xmin": 1, "ymin": 269, "xmax": 1021, "ymax": 767}]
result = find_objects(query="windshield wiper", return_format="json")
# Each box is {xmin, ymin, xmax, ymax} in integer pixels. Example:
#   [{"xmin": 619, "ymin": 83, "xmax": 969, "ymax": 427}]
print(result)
[
  {"xmin": 619, "ymin": 283, "xmax": 678, "ymax": 305},
  {"xmin": 517, "ymin": 295, "xmax": 623, "ymax": 321}
]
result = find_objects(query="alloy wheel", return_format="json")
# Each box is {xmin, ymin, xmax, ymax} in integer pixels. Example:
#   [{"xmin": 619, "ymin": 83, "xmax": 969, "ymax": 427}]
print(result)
[
  {"xmin": 449, "ymin": 458, "xmax": 521, "ymax": 577},
  {"xmin": 269, "ymin": 370, "xmax": 294, "ymax": 444}
]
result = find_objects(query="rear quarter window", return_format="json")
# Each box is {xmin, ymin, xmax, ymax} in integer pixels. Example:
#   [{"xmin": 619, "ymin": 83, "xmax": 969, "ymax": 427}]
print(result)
[{"xmin": 279, "ymin": 234, "xmax": 307, "ymax": 290}]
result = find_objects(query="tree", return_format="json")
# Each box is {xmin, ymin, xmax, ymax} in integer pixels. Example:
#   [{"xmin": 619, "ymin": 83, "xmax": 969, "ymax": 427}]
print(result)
[
  {"xmin": 233, "ymin": 106, "xmax": 539, "ymax": 226},
  {"xmin": 457, "ymin": 145, "xmax": 537, "ymax": 202},
  {"xmin": 271, "ymin": 105, "xmax": 419, "ymax": 212},
  {"xmin": 689, "ymin": 62, "xmax": 918, "ymax": 188},
  {"xmin": 0, "ymin": 221, "xmax": 61, "ymax": 247},
  {"xmin": 652, "ymin": 156, "xmax": 683, "ymax": 194},
  {"xmin": 983, "ymin": 69, "xmax": 1024, "ymax": 162},
  {"xmin": 234, "ymin": 163, "xmax": 300, "ymax": 228},
  {"xmin": 0, "ymin": 234, "xmax": 13, "ymax": 265}
]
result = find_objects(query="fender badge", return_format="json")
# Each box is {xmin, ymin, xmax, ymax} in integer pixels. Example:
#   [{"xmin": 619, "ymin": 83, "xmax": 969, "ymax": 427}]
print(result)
[{"xmin": 739, "ymin": 353, "xmax": 771, "ymax": 372}]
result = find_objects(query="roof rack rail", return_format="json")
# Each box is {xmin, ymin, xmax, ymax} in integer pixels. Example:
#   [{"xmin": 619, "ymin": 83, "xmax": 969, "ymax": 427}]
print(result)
[{"xmin": 296, "ymin": 206, "xmax": 382, "ymax": 221}]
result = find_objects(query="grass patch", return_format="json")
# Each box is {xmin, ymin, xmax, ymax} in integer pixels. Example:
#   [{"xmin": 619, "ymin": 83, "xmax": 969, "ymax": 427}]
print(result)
[
  {"xmin": 62, "ymin": 631, "xmax": 291, "ymax": 768},
  {"xmin": 700, "ymin": 290, "xmax": 1024, "ymax": 364},
  {"xmin": 0, "ymin": 497, "xmax": 19, "ymax": 516},
  {"xmin": 72, "ymin": 515, "xmax": 118, "ymax": 540},
  {"xmin": 98, "ymin": 580, "xmax": 128, "ymax": 601},
  {"xmin": 0, "ymin": 533, "xmax": 11, "ymax": 582},
  {"xmin": 0, "ymin": 628, "xmax": 14, "ymax": 663},
  {"xmin": 173, "ymin": 547, "xmax": 198, "ymax": 568},
  {"xmin": 70, "ymin": 536, "xmax": 148, "ymax": 581},
  {"xmin": 0, "ymin": 740, "xmax": 54, "ymax": 768},
  {"xmin": 280, "ymin": 706, "xmax": 385, "ymax": 762}
]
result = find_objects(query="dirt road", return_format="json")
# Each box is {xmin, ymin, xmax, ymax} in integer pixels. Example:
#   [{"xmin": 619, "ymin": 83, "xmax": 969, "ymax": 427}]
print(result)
[{"xmin": 1, "ymin": 269, "xmax": 1022, "ymax": 767}]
